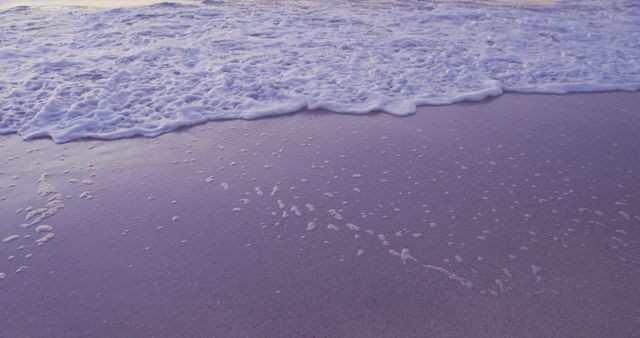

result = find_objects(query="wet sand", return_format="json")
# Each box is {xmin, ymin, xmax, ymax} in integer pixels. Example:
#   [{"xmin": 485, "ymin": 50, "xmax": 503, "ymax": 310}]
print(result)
[{"xmin": 1, "ymin": 92, "xmax": 639, "ymax": 337}]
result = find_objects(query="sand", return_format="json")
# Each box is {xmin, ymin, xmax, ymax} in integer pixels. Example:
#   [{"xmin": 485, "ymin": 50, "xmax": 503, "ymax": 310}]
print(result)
[{"xmin": 0, "ymin": 92, "xmax": 639, "ymax": 336}]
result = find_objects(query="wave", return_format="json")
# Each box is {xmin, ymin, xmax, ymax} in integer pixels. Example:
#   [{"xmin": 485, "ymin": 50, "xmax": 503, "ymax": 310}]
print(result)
[{"xmin": 0, "ymin": 0, "xmax": 638, "ymax": 142}]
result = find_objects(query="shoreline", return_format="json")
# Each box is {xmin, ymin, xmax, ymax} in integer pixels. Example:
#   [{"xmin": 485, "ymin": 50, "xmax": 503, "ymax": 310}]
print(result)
[
  {"xmin": 1, "ymin": 92, "xmax": 639, "ymax": 336},
  {"xmin": 5, "ymin": 89, "xmax": 640, "ymax": 144}
]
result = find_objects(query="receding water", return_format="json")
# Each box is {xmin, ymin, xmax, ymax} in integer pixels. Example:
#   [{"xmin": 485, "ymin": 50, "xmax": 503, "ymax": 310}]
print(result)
[{"xmin": 0, "ymin": 0, "xmax": 638, "ymax": 142}]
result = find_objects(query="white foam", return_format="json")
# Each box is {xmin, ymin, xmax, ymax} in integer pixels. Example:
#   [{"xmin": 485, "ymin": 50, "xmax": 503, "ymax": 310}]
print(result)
[
  {"xmin": 306, "ymin": 221, "xmax": 317, "ymax": 231},
  {"xmin": 328, "ymin": 209, "xmax": 343, "ymax": 220},
  {"xmin": 290, "ymin": 205, "xmax": 301, "ymax": 216},
  {"xmin": 389, "ymin": 248, "xmax": 418, "ymax": 264},
  {"xmin": 1, "ymin": 0, "xmax": 638, "ymax": 142},
  {"xmin": 327, "ymin": 224, "xmax": 339, "ymax": 231},
  {"xmin": 423, "ymin": 264, "xmax": 473, "ymax": 288},
  {"xmin": 346, "ymin": 223, "xmax": 360, "ymax": 231},
  {"xmin": 270, "ymin": 185, "xmax": 280, "ymax": 197},
  {"xmin": 254, "ymin": 187, "xmax": 264, "ymax": 196},
  {"xmin": 35, "ymin": 224, "xmax": 53, "ymax": 233},
  {"xmin": 23, "ymin": 174, "xmax": 64, "ymax": 226},
  {"xmin": 34, "ymin": 232, "xmax": 55, "ymax": 246},
  {"xmin": 2, "ymin": 235, "xmax": 20, "ymax": 243},
  {"xmin": 495, "ymin": 279, "xmax": 505, "ymax": 293},
  {"xmin": 618, "ymin": 211, "xmax": 630, "ymax": 220},
  {"xmin": 531, "ymin": 264, "xmax": 542, "ymax": 274}
]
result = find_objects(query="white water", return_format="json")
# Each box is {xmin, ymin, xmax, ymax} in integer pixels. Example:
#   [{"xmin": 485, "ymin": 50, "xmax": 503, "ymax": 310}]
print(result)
[{"xmin": 0, "ymin": 0, "xmax": 638, "ymax": 142}]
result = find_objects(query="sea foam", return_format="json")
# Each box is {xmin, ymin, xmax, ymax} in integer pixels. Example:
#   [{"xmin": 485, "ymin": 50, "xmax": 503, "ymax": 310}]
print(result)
[{"xmin": 0, "ymin": 0, "xmax": 639, "ymax": 142}]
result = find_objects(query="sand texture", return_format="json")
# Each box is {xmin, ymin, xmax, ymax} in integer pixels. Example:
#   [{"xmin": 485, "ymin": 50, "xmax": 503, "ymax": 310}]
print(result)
[{"xmin": 0, "ymin": 92, "xmax": 639, "ymax": 336}]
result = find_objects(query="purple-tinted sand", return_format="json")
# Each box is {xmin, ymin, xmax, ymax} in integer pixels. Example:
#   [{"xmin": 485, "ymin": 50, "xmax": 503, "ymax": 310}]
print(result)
[{"xmin": 1, "ymin": 92, "xmax": 639, "ymax": 337}]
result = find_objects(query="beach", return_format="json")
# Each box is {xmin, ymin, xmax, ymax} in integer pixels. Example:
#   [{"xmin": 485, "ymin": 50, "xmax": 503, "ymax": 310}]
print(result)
[{"xmin": 1, "ymin": 92, "xmax": 639, "ymax": 336}]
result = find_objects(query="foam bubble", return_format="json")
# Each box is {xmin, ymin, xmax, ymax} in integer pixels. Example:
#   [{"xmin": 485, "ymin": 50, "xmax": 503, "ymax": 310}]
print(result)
[
  {"xmin": 328, "ymin": 209, "xmax": 343, "ymax": 220},
  {"xmin": 34, "ymin": 233, "xmax": 55, "ymax": 246},
  {"xmin": 306, "ymin": 221, "xmax": 316, "ymax": 231},
  {"xmin": 423, "ymin": 264, "xmax": 473, "ymax": 288},
  {"xmin": 389, "ymin": 248, "xmax": 418, "ymax": 264},
  {"xmin": 346, "ymin": 223, "xmax": 360, "ymax": 231},
  {"xmin": 35, "ymin": 224, "xmax": 53, "ymax": 233},
  {"xmin": 2, "ymin": 235, "xmax": 20, "ymax": 243},
  {"xmin": 290, "ymin": 205, "xmax": 301, "ymax": 216},
  {"xmin": 255, "ymin": 187, "xmax": 264, "ymax": 196}
]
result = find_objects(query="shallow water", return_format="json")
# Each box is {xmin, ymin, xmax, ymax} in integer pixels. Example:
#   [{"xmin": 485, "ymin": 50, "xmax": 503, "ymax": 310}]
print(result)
[
  {"xmin": 0, "ymin": 0, "xmax": 556, "ymax": 8},
  {"xmin": 0, "ymin": 0, "xmax": 194, "ymax": 8},
  {"xmin": 0, "ymin": 0, "xmax": 638, "ymax": 142}
]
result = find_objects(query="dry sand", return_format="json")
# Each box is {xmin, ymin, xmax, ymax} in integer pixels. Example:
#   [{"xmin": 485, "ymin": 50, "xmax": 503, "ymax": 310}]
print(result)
[{"xmin": 0, "ymin": 92, "xmax": 639, "ymax": 336}]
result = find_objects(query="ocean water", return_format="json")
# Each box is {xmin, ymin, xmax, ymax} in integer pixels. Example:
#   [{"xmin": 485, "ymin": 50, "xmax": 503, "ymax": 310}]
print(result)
[{"xmin": 0, "ymin": 0, "xmax": 638, "ymax": 143}]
